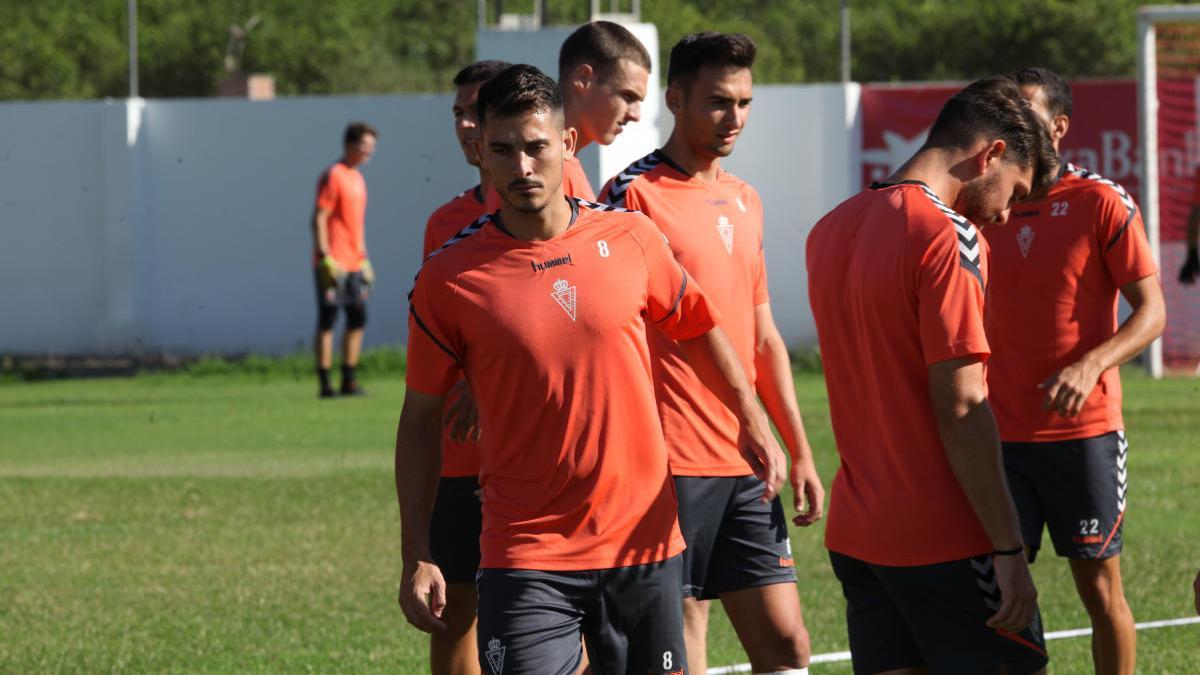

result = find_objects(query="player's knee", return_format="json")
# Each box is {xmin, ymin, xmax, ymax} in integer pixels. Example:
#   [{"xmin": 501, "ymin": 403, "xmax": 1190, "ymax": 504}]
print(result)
[
  {"xmin": 748, "ymin": 622, "xmax": 810, "ymax": 670},
  {"xmin": 1075, "ymin": 567, "xmax": 1127, "ymax": 617},
  {"xmin": 317, "ymin": 305, "xmax": 338, "ymax": 331},
  {"xmin": 774, "ymin": 623, "xmax": 811, "ymax": 665},
  {"xmin": 345, "ymin": 303, "xmax": 367, "ymax": 329}
]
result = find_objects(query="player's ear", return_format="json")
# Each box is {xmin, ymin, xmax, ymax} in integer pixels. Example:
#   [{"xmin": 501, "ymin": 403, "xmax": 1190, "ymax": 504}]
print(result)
[
  {"xmin": 665, "ymin": 83, "xmax": 684, "ymax": 115},
  {"xmin": 1052, "ymin": 114, "xmax": 1070, "ymax": 145},
  {"xmin": 979, "ymin": 138, "xmax": 1007, "ymax": 174},
  {"xmin": 572, "ymin": 63, "xmax": 594, "ymax": 93},
  {"xmin": 562, "ymin": 126, "xmax": 578, "ymax": 160}
]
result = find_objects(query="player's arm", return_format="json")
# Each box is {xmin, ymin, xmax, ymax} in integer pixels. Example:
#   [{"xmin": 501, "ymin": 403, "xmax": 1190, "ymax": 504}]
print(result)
[
  {"xmin": 929, "ymin": 356, "xmax": 1037, "ymax": 633},
  {"xmin": 312, "ymin": 207, "xmax": 333, "ymax": 259},
  {"xmin": 1180, "ymin": 206, "xmax": 1199, "ymax": 284},
  {"xmin": 677, "ymin": 327, "xmax": 787, "ymax": 502},
  {"xmin": 752, "ymin": 302, "xmax": 824, "ymax": 526},
  {"xmin": 1042, "ymin": 274, "xmax": 1164, "ymax": 417},
  {"xmin": 395, "ymin": 389, "xmax": 449, "ymax": 633}
]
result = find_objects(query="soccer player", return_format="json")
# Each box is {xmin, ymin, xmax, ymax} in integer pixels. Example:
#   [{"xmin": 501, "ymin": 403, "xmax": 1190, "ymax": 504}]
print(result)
[
  {"xmin": 1179, "ymin": 169, "xmax": 1200, "ymax": 284},
  {"xmin": 422, "ymin": 60, "xmax": 510, "ymax": 258},
  {"xmin": 396, "ymin": 64, "xmax": 787, "ymax": 675},
  {"xmin": 419, "ymin": 59, "xmax": 509, "ymax": 675},
  {"xmin": 558, "ymin": 20, "xmax": 652, "ymax": 200},
  {"xmin": 312, "ymin": 122, "xmax": 377, "ymax": 398},
  {"xmin": 600, "ymin": 33, "xmax": 822, "ymax": 675},
  {"xmin": 984, "ymin": 67, "xmax": 1166, "ymax": 675},
  {"xmin": 807, "ymin": 76, "xmax": 1059, "ymax": 673}
]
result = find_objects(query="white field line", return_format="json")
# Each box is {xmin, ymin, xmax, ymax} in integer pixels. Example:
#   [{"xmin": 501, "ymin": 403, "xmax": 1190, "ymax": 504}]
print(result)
[{"xmin": 705, "ymin": 615, "xmax": 1200, "ymax": 673}]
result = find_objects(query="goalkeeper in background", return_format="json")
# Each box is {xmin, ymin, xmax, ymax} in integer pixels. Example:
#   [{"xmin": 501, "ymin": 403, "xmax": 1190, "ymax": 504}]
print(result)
[{"xmin": 312, "ymin": 122, "xmax": 377, "ymax": 398}]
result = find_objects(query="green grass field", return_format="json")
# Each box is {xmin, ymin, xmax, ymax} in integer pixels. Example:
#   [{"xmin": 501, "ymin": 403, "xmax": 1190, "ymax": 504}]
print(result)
[{"xmin": 1, "ymin": 365, "xmax": 1197, "ymax": 673}]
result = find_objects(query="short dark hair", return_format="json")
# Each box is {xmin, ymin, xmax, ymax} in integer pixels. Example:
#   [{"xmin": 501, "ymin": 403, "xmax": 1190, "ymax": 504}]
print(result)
[
  {"xmin": 477, "ymin": 64, "xmax": 563, "ymax": 129},
  {"xmin": 453, "ymin": 60, "xmax": 512, "ymax": 88},
  {"xmin": 667, "ymin": 32, "xmax": 756, "ymax": 88},
  {"xmin": 344, "ymin": 122, "xmax": 377, "ymax": 145},
  {"xmin": 558, "ymin": 21, "xmax": 652, "ymax": 84},
  {"xmin": 1011, "ymin": 66, "xmax": 1073, "ymax": 118},
  {"xmin": 925, "ymin": 76, "xmax": 1059, "ymax": 198}
]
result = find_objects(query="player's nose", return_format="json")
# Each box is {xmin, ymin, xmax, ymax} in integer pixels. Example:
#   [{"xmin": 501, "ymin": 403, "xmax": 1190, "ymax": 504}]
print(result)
[{"xmin": 626, "ymin": 101, "xmax": 641, "ymax": 124}]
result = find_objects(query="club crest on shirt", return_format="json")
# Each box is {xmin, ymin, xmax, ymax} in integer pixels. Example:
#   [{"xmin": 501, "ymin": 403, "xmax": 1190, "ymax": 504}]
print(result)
[
  {"xmin": 1017, "ymin": 225, "xmax": 1035, "ymax": 259},
  {"xmin": 551, "ymin": 278, "xmax": 577, "ymax": 321},
  {"xmin": 485, "ymin": 637, "xmax": 505, "ymax": 674},
  {"xmin": 717, "ymin": 215, "xmax": 734, "ymax": 255}
]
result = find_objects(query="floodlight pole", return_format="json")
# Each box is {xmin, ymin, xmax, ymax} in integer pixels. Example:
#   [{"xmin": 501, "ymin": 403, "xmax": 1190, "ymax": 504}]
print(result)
[
  {"xmin": 840, "ymin": 0, "xmax": 851, "ymax": 82},
  {"xmin": 128, "ymin": 0, "xmax": 139, "ymax": 98}
]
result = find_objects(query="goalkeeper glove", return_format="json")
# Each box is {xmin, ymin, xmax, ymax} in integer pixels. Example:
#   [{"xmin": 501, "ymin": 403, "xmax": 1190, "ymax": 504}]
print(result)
[
  {"xmin": 1180, "ymin": 246, "xmax": 1199, "ymax": 285},
  {"xmin": 317, "ymin": 255, "xmax": 342, "ymax": 290},
  {"xmin": 360, "ymin": 258, "xmax": 376, "ymax": 287}
]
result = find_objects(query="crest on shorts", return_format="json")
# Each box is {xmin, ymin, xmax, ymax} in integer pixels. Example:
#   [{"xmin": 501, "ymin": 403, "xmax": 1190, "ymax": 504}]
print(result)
[
  {"xmin": 717, "ymin": 215, "xmax": 734, "ymax": 255},
  {"xmin": 551, "ymin": 278, "xmax": 577, "ymax": 321},
  {"xmin": 485, "ymin": 637, "xmax": 505, "ymax": 674},
  {"xmin": 1017, "ymin": 225, "xmax": 1035, "ymax": 258}
]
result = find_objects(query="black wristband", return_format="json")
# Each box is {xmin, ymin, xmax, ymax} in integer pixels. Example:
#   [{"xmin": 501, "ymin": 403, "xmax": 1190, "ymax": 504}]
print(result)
[{"xmin": 993, "ymin": 546, "xmax": 1024, "ymax": 556}]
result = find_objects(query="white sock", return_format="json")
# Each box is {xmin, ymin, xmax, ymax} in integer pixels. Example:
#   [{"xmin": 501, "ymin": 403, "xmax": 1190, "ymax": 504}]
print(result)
[{"xmin": 752, "ymin": 670, "xmax": 808, "ymax": 675}]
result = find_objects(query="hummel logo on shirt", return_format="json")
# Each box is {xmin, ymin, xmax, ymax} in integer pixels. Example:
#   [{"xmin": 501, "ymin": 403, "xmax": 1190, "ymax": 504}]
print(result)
[{"xmin": 531, "ymin": 253, "xmax": 573, "ymax": 273}]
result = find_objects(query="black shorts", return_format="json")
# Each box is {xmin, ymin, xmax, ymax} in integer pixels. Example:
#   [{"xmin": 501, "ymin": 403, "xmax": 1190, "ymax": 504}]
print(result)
[
  {"xmin": 1003, "ymin": 430, "xmax": 1127, "ymax": 562},
  {"xmin": 476, "ymin": 556, "xmax": 687, "ymax": 675},
  {"xmin": 314, "ymin": 270, "xmax": 370, "ymax": 309},
  {"xmin": 429, "ymin": 476, "xmax": 482, "ymax": 584},
  {"xmin": 830, "ymin": 551, "xmax": 1048, "ymax": 675},
  {"xmin": 674, "ymin": 475, "xmax": 796, "ymax": 600}
]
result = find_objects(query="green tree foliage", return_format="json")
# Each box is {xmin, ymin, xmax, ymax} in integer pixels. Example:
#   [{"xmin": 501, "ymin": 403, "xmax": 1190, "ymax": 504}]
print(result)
[{"xmin": 0, "ymin": 0, "xmax": 1195, "ymax": 100}]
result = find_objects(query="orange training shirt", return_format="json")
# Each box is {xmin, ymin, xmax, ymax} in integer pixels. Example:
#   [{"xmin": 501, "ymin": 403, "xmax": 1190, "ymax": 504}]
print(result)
[
  {"xmin": 601, "ymin": 150, "xmax": 768, "ymax": 476},
  {"xmin": 315, "ymin": 161, "xmax": 368, "ymax": 272},
  {"xmin": 407, "ymin": 197, "xmax": 721, "ymax": 571},
  {"xmin": 563, "ymin": 154, "xmax": 597, "ymax": 202},
  {"xmin": 985, "ymin": 164, "xmax": 1158, "ymax": 442},
  {"xmin": 807, "ymin": 181, "xmax": 993, "ymax": 566},
  {"xmin": 421, "ymin": 185, "xmax": 492, "ymax": 478},
  {"xmin": 423, "ymin": 185, "xmax": 491, "ymax": 258}
]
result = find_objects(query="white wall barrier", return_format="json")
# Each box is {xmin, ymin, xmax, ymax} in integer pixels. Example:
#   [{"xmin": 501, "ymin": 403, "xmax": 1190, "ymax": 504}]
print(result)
[{"xmin": 0, "ymin": 85, "xmax": 858, "ymax": 356}]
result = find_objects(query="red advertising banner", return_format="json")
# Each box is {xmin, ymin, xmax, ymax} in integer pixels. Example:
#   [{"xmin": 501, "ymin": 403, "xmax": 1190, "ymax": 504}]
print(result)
[{"xmin": 861, "ymin": 80, "xmax": 1142, "ymax": 205}]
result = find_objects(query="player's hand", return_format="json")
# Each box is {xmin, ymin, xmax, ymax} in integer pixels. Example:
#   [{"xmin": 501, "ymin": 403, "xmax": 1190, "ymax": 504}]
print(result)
[
  {"xmin": 1180, "ymin": 246, "xmax": 1199, "ymax": 285},
  {"xmin": 318, "ymin": 255, "xmax": 343, "ymax": 289},
  {"xmin": 361, "ymin": 258, "xmax": 376, "ymax": 287},
  {"xmin": 736, "ymin": 409, "xmax": 787, "ymax": 503},
  {"xmin": 789, "ymin": 453, "xmax": 825, "ymax": 527},
  {"xmin": 1039, "ymin": 356, "xmax": 1102, "ymax": 417},
  {"xmin": 987, "ymin": 553, "xmax": 1039, "ymax": 634},
  {"xmin": 398, "ymin": 560, "xmax": 448, "ymax": 633},
  {"xmin": 444, "ymin": 380, "xmax": 481, "ymax": 443}
]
